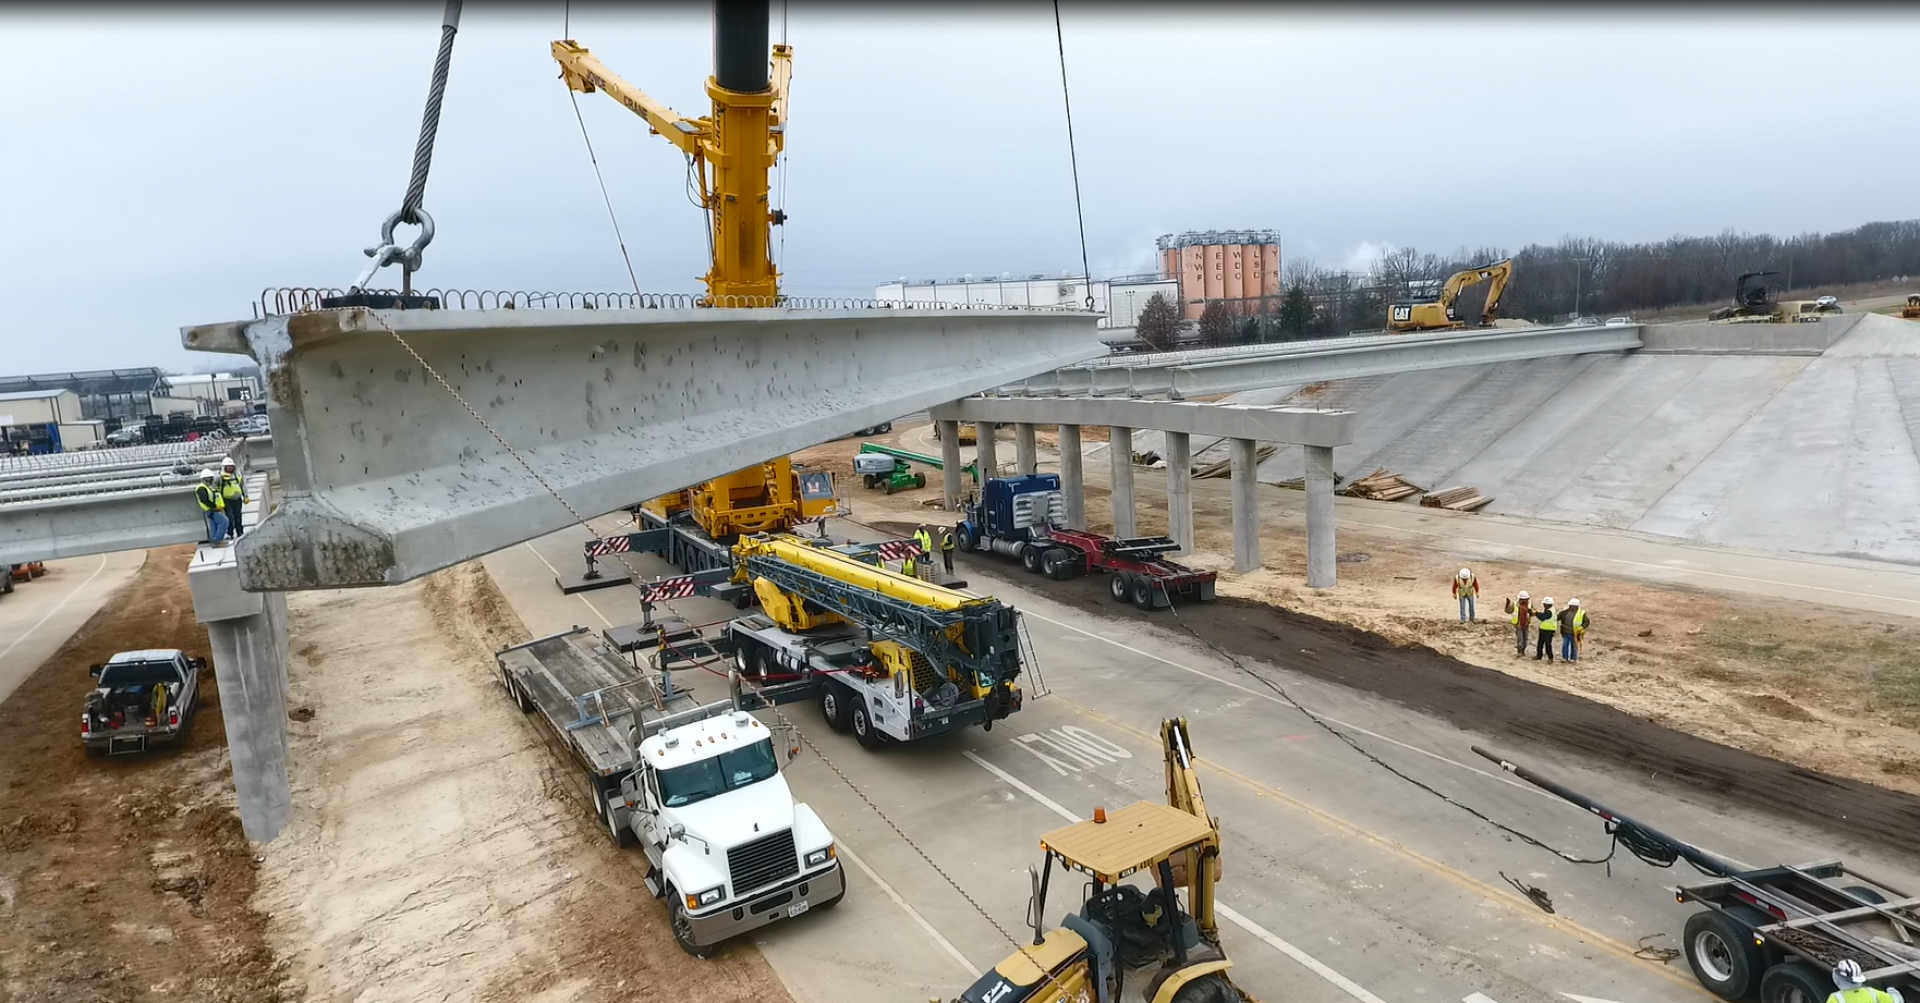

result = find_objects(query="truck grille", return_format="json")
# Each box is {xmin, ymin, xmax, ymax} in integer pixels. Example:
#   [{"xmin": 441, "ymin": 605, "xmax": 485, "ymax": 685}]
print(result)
[{"xmin": 728, "ymin": 829, "xmax": 799, "ymax": 896}]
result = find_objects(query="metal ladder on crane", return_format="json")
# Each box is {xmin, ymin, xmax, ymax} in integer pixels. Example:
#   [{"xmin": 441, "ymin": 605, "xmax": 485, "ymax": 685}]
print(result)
[{"xmin": 1016, "ymin": 614, "xmax": 1050, "ymax": 700}]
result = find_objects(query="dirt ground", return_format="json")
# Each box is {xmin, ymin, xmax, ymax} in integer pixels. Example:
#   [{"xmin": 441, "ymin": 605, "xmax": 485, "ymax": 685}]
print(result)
[
  {"xmin": 822, "ymin": 425, "xmax": 1920, "ymax": 813},
  {"xmin": 258, "ymin": 560, "xmax": 795, "ymax": 1003},
  {"xmin": 0, "ymin": 546, "xmax": 288, "ymax": 1003}
]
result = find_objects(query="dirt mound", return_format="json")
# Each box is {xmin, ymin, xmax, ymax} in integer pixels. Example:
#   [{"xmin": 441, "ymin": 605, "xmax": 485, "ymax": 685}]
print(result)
[
  {"xmin": 257, "ymin": 561, "xmax": 795, "ymax": 1003},
  {"xmin": 913, "ymin": 536, "xmax": 1920, "ymax": 860},
  {"xmin": 0, "ymin": 545, "xmax": 292, "ymax": 1003}
]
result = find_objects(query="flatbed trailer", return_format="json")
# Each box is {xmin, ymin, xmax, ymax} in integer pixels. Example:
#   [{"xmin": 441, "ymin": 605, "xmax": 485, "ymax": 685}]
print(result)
[
  {"xmin": 494, "ymin": 624, "xmax": 708, "ymax": 843},
  {"xmin": 1025, "ymin": 525, "xmax": 1216, "ymax": 610},
  {"xmin": 1476, "ymin": 747, "xmax": 1920, "ymax": 1003}
]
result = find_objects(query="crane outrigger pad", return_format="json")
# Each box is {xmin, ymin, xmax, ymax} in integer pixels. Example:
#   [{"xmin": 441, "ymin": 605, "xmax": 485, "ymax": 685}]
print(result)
[{"xmin": 181, "ymin": 304, "xmax": 1102, "ymax": 591}]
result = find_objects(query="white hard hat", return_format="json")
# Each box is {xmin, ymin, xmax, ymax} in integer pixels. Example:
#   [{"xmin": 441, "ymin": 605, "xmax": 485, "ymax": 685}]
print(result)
[
  {"xmin": 1832, "ymin": 959, "xmax": 1865, "ymax": 989},
  {"xmin": 1458, "ymin": 568, "xmax": 1472, "ymax": 579},
  {"xmin": 1517, "ymin": 590, "xmax": 1529, "ymax": 600},
  {"xmin": 198, "ymin": 468, "xmax": 216, "ymax": 480},
  {"xmin": 1569, "ymin": 598, "xmax": 1581, "ymax": 607},
  {"xmin": 220, "ymin": 455, "xmax": 235, "ymax": 467},
  {"xmin": 1542, "ymin": 596, "xmax": 1555, "ymax": 605}
]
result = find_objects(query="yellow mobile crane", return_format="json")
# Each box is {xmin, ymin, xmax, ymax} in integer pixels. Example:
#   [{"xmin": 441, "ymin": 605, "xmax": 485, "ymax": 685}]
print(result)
[
  {"xmin": 555, "ymin": 6, "xmax": 836, "ymax": 560},
  {"xmin": 953, "ymin": 718, "xmax": 1255, "ymax": 1003},
  {"xmin": 1386, "ymin": 258, "xmax": 1515, "ymax": 333}
]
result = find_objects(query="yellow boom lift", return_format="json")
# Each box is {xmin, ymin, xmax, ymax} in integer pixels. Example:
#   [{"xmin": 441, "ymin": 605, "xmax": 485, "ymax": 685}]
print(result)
[
  {"xmin": 952, "ymin": 718, "xmax": 1256, "ymax": 1003},
  {"xmin": 554, "ymin": 9, "xmax": 832, "ymax": 542},
  {"xmin": 1386, "ymin": 258, "xmax": 1515, "ymax": 333}
]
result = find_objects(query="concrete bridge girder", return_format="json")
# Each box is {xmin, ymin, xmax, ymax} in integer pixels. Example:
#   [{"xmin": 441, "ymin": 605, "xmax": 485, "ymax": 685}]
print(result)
[{"xmin": 182, "ymin": 306, "xmax": 1104, "ymax": 592}]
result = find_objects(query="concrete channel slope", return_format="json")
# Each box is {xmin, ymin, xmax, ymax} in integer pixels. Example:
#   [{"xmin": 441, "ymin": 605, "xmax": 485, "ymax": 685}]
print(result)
[{"xmin": 1140, "ymin": 314, "xmax": 1920, "ymax": 563}]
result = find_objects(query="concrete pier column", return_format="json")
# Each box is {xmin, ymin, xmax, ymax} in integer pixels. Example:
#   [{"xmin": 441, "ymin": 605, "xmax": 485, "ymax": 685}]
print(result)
[
  {"xmin": 1014, "ymin": 423, "xmax": 1038, "ymax": 475},
  {"xmin": 189, "ymin": 474, "xmax": 292, "ymax": 842},
  {"xmin": 1230, "ymin": 438, "xmax": 1261, "ymax": 572},
  {"xmin": 1059, "ymin": 424, "xmax": 1085, "ymax": 530},
  {"xmin": 1304, "ymin": 444, "xmax": 1337, "ymax": 589},
  {"xmin": 1165, "ymin": 431, "xmax": 1193, "ymax": 555},
  {"xmin": 1109, "ymin": 426, "xmax": 1136, "ymax": 538},
  {"xmin": 975, "ymin": 423, "xmax": 999, "ymax": 480},
  {"xmin": 938, "ymin": 420, "xmax": 963, "ymax": 509}
]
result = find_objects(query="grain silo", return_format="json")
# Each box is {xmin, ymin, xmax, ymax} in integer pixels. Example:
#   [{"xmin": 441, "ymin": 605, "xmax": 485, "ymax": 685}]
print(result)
[{"xmin": 1156, "ymin": 230, "xmax": 1282, "ymax": 320}]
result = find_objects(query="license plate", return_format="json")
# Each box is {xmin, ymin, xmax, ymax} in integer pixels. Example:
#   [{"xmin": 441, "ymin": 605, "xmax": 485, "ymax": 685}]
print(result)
[
  {"xmin": 939, "ymin": 717, "xmax": 949, "ymax": 725},
  {"xmin": 788, "ymin": 900, "xmax": 810, "ymax": 918}
]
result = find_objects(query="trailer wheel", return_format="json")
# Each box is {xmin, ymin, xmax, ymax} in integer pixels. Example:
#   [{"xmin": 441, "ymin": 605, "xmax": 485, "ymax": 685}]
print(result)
[
  {"xmin": 1019, "ymin": 544, "xmax": 1044, "ymax": 574},
  {"xmin": 1131, "ymin": 576, "xmax": 1156, "ymax": 611},
  {"xmin": 1109, "ymin": 572, "xmax": 1133, "ymax": 602},
  {"xmin": 1685, "ymin": 909, "xmax": 1765, "ymax": 1000},
  {"xmin": 851, "ymin": 703, "xmax": 880, "ymax": 750},
  {"xmin": 1759, "ymin": 962, "xmax": 1831, "ymax": 1003},
  {"xmin": 819, "ymin": 684, "xmax": 848, "ymax": 732}
]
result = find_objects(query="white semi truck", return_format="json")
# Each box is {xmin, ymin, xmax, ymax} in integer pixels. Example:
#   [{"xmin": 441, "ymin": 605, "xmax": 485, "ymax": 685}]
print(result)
[{"xmin": 495, "ymin": 624, "xmax": 843, "ymax": 957}]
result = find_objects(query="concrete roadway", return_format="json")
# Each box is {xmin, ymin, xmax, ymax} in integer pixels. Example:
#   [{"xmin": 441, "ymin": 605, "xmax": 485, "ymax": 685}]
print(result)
[
  {"xmin": 481, "ymin": 517, "xmax": 1920, "ymax": 1003},
  {"xmin": 0, "ymin": 551, "xmax": 146, "ymax": 705}
]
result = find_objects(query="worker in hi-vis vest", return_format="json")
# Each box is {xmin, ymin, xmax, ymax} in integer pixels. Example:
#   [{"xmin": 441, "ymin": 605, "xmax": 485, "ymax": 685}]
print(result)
[
  {"xmin": 1560, "ymin": 598, "xmax": 1590, "ymax": 662},
  {"xmin": 1532, "ymin": 597, "xmax": 1558, "ymax": 662},
  {"xmin": 194, "ymin": 469, "xmax": 228, "ymax": 546},
  {"xmin": 1827, "ymin": 959, "xmax": 1904, "ymax": 1003},
  {"xmin": 1452, "ymin": 568, "xmax": 1480, "ymax": 623},
  {"xmin": 218, "ymin": 456, "xmax": 249, "ymax": 539},
  {"xmin": 1505, "ymin": 591, "xmax": 1532, "ymax": 656},
  {"xmin": 939, "ymin": 525, "xmax": 957, "ymax": 575}
]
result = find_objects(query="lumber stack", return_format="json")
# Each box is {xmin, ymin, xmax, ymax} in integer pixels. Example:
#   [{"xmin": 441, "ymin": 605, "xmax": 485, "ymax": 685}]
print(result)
[
  {"xmin": 1192, "ymin": 445, "xmax": 1277, "ymax": 479},
  {"xmin": 1420, "ymin": 486, "xmax": 1494, "ymax": 512},
  {"xmin": 1340, "ymin": 467, "xmax": 1422, "ymax": 501}
]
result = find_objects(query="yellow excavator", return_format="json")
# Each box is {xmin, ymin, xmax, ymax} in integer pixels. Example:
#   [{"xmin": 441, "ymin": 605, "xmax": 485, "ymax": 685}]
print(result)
[
  {"xmin": 951, "ymin": 719, "xmax": 1257, "ymax": 1003},
  {"xmin": 1386, "ymin": 258, "xmax": 1515, "ymax": 333}
]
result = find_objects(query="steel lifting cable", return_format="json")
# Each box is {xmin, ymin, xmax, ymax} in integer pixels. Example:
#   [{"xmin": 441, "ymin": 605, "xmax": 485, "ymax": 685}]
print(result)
[
  {"xmin": 1052, "ymin": 1, "xmax": 1096, "ymax": 311},
  {"xmin": 1155, "ymin": 599, "xmax": 1700, "ymax": 883},
  {"xmin": 353, "ymin": 0, "xmax": 464, "ymax": 293},
  {"xmin": 563, "ymin": 0, "xmax": 643, "ymax": 295}
]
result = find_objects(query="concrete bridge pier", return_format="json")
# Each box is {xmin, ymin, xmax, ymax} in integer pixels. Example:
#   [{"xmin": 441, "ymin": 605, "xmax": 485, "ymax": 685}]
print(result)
[
  {"xmin": 187, "ymin": 475, "xmax": 291, "ymax": 842},
  {"xmin": 1109, "ymin": 426, "xmax": 1136, "ymax": 538},
  {"xmin": 938, "ymin": 420, "xmax": 963, "ymax": 510},
  {"xmin": 1230, "ymin": 438, "xmax": 1261, "ymax": 572},
  {"xmin": 975, "ymin": 422, "xmax": 1000, "ymax": 480},
  {"xmin": 1059, "ymin": 424, "xmax": 1085, "ymax": 529},
  {"xmin": 1014, "ymin": 423, "xmax": 1038, "ymax": 475},
  {"xmin": 1304, "ymin": 444, "xmax": 1337, "ymax": 588},
  {"xmin": 1165, "ymin": 432, "xmax": 1193, "ymax": 555}
]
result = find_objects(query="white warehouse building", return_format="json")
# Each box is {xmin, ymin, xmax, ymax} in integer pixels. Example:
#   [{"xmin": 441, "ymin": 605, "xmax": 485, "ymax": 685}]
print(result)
[{"xmin": 874, "ymin": 272, "xmax": 1177, "ymax": 330}]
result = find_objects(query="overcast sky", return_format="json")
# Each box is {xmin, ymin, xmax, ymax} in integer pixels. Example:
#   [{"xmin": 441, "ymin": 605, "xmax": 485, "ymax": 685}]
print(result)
[{"xmin": 3, "ymin": 3, "xmax": 1915, "ymax": 373}]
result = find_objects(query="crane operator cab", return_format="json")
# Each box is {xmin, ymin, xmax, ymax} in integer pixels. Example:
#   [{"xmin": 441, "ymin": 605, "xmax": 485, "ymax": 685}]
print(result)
[{"xmin": 953, "ymin": 801, "xmax": 1253, "ymax": 1003}]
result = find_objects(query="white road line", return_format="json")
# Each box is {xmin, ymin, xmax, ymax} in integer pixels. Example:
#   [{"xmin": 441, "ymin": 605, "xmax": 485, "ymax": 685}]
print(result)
[
  {"xmin": 0, "ymin": 554, "xmax": 110, "ymax": 663},
  {"xmin": 520, "ymin": 542, "xmax": 612, "ymax": 628},
  {"xmin": 962, "ymin": 751, "xmax": 1392, "ymax": 1003},
  {"xmin": 1463, "ymin": 993, "xmax": 1502, "ymax": 1003},
  {"xmin": 835, "ymin": 842, "xmax": 979, "ymax": 978},
  {"xmin": 1015, "ymin": 607, "xmax": 1577, "ymax": 810}
]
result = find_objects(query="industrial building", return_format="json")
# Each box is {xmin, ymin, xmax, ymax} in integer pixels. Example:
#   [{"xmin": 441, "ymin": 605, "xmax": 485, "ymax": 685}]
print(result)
[
  {"xmin": 1157, "ymin": 229, "xmax": 1282, "ymax": 320},
  {"xmin": 873, "ymin": 272, "xmax": 1178, "ymax": 329},
  {"xmin": 163, "ymin": 372, "xmax": 263, "ymax": 411},
  {"xmin": 0, "ymin": 367, "xmax": 169, "ymax": 424},
  {"xmin": 0, "ymin": 388, "xmax": 105, "ymax": 453}
]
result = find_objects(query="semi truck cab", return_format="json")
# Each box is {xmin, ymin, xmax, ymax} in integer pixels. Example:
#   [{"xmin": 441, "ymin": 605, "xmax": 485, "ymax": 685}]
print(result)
[{"xmin": 619, "ymin": 707, "xmax": 843, "ymax": 955}]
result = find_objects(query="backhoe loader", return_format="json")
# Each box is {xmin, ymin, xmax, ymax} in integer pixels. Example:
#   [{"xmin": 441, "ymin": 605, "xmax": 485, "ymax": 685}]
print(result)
[{"xmin": 950, "ymin": 719, "xmax": 1256, "ymax": 1003}]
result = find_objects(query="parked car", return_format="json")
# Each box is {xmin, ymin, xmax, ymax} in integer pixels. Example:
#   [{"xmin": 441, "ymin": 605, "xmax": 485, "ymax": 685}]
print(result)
[
  {"xmin": 1604, "ymin": 316, "xmax": 1635, "ymax": 326},
  {"xmin": 82, "ymin": 649, "xmax": 205, "ymax": 756},
  {"xmin": 9, "ymin": 561, "xmax": 45, "ymax": 583}
]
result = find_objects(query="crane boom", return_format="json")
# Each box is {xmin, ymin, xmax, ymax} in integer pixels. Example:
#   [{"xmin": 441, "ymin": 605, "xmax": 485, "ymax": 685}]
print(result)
[{"xmin": 551, "ymin": 0, "xmax": 790, "ymax": 305}]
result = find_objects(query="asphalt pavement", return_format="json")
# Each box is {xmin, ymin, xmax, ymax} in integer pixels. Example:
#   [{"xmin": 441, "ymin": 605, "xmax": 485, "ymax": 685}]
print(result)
[
  {"xmin": 0, "ymin": 551, "xmax": 145, "ymax": 705},
  {"xmin": 479, "ymin": 516, "xmax": 1920, "ymax": 1003}
]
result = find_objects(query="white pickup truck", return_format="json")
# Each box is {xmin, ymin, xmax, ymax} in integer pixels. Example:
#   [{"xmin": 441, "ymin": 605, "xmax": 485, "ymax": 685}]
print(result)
[
  {"xmin": 495, "ymin": 624, "xmax": 843, "ymax": 957},
  {"xmin": 82, "ymin": 649, "xmax": 204, "ymax": 756}
]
